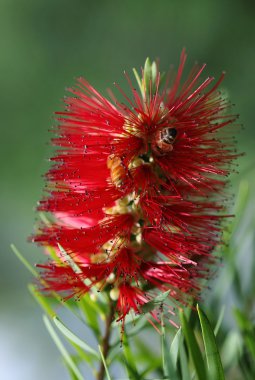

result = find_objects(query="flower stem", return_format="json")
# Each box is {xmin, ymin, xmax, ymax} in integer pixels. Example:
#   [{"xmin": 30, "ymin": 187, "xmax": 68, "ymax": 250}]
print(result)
[{"xmin": 97, "ymin": 298, "xmax": 115, "ymax": 380}]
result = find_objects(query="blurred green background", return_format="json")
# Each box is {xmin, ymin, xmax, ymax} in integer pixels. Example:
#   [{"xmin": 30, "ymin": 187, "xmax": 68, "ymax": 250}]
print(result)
[{"xmin": 1, "ymin": 0, "xmax": 254, "ymax": 379}]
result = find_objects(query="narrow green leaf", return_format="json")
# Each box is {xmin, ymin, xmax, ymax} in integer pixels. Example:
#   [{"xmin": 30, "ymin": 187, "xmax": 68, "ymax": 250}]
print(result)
[
  {"xmin": 66, "ymin": 363, "xmax": 81, "ymax": 380},
  {"xmin": 39, "ymin": 212, "xmax": 51, "ymax": 226},
  {"xmin": 143, "ymin": 57, "xmax": 152, "ymax": 95},
  {"xmin": 179, "ymin": 345, "xmax": 191, "ymax": 380},
  {"xmin": 58, "ymin": 244, "xmax": 82, "ymax": 275},
  {"xmin": 107, "ymin": 344, "xmax": 122, "ymax": 365},
  {"xmin": 244, "ymin": 335, "xmax": 255, "ymax": 360},
  {"xmin": 13, "ymin": 244, "xmax": 89, "ymax": 327},
  {"xmin": 98, "ymin": 345, "xmax": 112, "ymax": 380},
  {"xmin": 28, "ymin": 284, "xmax": 56, "ymax": 318},
  {"xmin": 143, "ymin": 57, "xmax": 159, "ymax": 99},
  {"xmin": 11, "ymin": 244, "xmax": 38, "ymax": 277},
  {"xmin": 79, "ymin": 294, "xmax": 101, "ymax": 338},
  {"xmin": 161, "ymin": 314, "xmax": 180, "ymax": 380},
  {"xmin": 170, "ymin": 328, "xmax": 182, "ymax": 368},
  {"xmin": 234, "ymin": 306, "xmax": 255, "ymax": 360},
  {"xmin": 122, "ymin": 333, "xmax": 140, "ymax": 379},
  {"xmin": 214, "ymin": 306, "xmax": 225, "ymax": 336},
  {"xmin": 48, "ymin": 245, "xmax": 63, "ymax": 262},
  {"xmin": 53, "ymin": 316, "xmax": 99, "ymax": 358},
  {"xmin": 234, "ymin": 308, "xmax": 255, "ymax": 360},
  {"xmin": 197, "ymin": 305, "xmax": 225, "ymax": 380},
  {"xmin": 58, "ymin": 244, "xmax": 103, "ymax": 298},
  {"xmin": 232, "ymin": 180, "xmax": 249, "ymax": 232},
  {"xmin": 133, "ymin": 337, "xmax": 161, "ymax": 371},
  {"xmin": 151, "ymin": 61, "xmax": 157, "ymax": 85},
  {"xmin": 221, "ymin": 331, "xmax": 242, "ymax": 368},
  {"xmin": 43, "ymin": 315, "xmax": 84, "ymax": 380},
  {"xmin": 180, "ymin": 310, "xmax": 206, "ymax": 380},
  {"xmin": 133, "ymin": 68, "xmax": 143, "ymax": 97},
  {"xmin": 234, "ymin": 308, "xmax": 253, "ymax": 331},
  {"xmin": 161, "ymin": 315, "xmax": 167, "ymax": 376},
  {"xmin": 29, "ymin": 282, "xmax": 84, "ymax": 326}
]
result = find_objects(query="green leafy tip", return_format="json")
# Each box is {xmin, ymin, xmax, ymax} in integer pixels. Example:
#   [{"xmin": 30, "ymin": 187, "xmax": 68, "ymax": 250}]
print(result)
[
  {"xmin": 133, "ymin": 57, "xmax": 158, "ymax": 100},
  {"xmin": 11, "ymin": 244, "xmax": 38, "ymax": 277}
]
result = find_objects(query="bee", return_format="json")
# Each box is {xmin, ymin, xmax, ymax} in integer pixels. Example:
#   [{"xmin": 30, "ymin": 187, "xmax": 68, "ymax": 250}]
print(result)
[
  {"xmin": 151, "ymin": 127, "xmax": 177, "ymax": 156},
  {"xmin": 107, "ymin": 154, "xmax": 130, "ymax": 190}
]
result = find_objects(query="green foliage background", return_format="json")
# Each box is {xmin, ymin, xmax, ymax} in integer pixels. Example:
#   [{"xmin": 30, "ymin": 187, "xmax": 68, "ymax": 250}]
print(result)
[{"xmin": 1, "ymin": 1, "xmax": 254, "ymax": 379}]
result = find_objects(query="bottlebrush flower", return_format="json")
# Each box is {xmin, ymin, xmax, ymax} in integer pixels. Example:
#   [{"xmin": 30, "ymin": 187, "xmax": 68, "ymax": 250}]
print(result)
[{"xmin": 32, "ymin": 50, "xmax": 239, "ymax": 325}]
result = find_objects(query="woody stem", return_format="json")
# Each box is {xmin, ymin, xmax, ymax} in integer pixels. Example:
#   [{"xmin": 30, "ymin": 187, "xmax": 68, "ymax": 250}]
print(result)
[{"xmin": 97, "ymin": 298, "xmax": 115, "ymax": 380}]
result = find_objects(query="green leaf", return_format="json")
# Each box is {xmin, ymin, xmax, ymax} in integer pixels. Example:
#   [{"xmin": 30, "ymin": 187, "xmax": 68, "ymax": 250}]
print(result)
[
  {"xmin": 235, "ymin": 307, "xmax": 255, "ymax": 361},
  {"xmin": 232, "ymin": 180, "xmax": 249, "ymax": 233},
  {"xmin": 43, "ymin": 315, "xmax": 84, "ymax": 380},
  {"xmin": 234, "ymin": 309, "xmax": 255, "ymax": 359},
  {"xmin": 58, "ymin": 244, "xmax": 106, "ymax": 301},
  {"xmin": 79, "ymin": 294, "xmax": 101, "ymax": 338},
  {"xmin": 133, "ymin": 337, "xmax": 161, "ymax": 372},
  {"xmin": 11, "ymin": 244, "xmax": 38, "ymax": 277},
  {"xmin": 180, "ymin": 310, "xmax": 206, "ymax": 380},
  {"xmin": 28, "ymin": 284, "xmax": 56, "ymax": 318},
  {"xmin": 133, "ymin": 57, "xmax": 159, "ymax": 100},
  {"xmin": 98, "ymin": 345, "xmax": 112, "ymax": 380},
  {"xmin": 122, "ymin": 333, "xmax": 141, "ymax": 379},
  {"xmin": 214, "ymin": 305, "xmax": 225, "ymax": 336},
  {"xmin": 151, "ymin": 61, "xmax": 157, "ymax": 85},
  {"xmin": 161, "ymin": 314, "xmax": 180, "ymax": 380},
  {"xmin": 39, "ymin": 212, "xmax": 52, "ymax": 226},
  {"xmin": 29, "ymin": 280, "xmax": 85, "ymax": 325},
  {"xmin": 53, "ymin": 316, "xmax": 99, "ymax": 358},
  {"xmin": 143, "ymin": 57, "xmax": 152, "ymax": 96},
  {"xmin": 234, "ymin": 308, "xmax": 253, "ymax": 332},
  {"xmin": 107, "ymin": 344, "xmax": 122, "ymax": 365},
  {"xmin": 141, "ymin": 290, "xmax": 170, "ymax": 313},
  {"xmin": 179, "ymin": 344, "xmax": 191, "ymax": 380},
  {"xmin": 221, "ymin": 331, "xmax": 242, "ymax": 368},
  {"xmin": 197, "ymin": 305, "xmax": 225, "ymax": 380},
  {"xmin": 170, "ymin": 328, "xmax": 182, "ymax": 368},
  {"xmin": 57, "ymin": 244, "xmax": 83, "ymax": 275},
  {"xmin": 244, "ymin": 334, "xmax": 255, "ymax": 360},
  {"xmin": 132, "ymin": 68, "xmax": 143, "ymax": 97},
  {"xmin": 66, "ymin": 364, "xmax": 82, "ymax": 380}
]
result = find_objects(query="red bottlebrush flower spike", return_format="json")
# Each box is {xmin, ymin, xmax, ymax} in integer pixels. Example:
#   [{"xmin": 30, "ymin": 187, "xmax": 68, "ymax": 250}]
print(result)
[{"xmin": 32, "ymin": 50, "xmax": 240, "ymax": 327}]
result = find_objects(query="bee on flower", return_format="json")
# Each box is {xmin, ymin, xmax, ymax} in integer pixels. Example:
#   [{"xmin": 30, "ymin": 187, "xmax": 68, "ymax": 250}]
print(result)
[{"xmin": 33, "ymin": 50, "xmax": 240, "ymax": 327}]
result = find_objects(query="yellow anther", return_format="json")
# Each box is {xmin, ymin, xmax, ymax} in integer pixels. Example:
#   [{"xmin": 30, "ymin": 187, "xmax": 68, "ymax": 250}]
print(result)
[
  {"xmin": 90, "ymin": 253, "xmax": 108, "ymax": 264},
  {"xmin": 110, "ymin": 287, "xmax": 120, "ymax": 301},
  {"xmin": 106, "ymin": 273, "xmax": 116, "ymax": 284}
]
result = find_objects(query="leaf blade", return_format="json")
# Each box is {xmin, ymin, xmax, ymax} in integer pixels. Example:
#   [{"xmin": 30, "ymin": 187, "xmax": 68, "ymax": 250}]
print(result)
[
  {"xmin": 161, "ymin": 314, "xmax": 180, "ymax": 380},
  {"xmin": 43, "ymin": 315, "xmax": 84, "ymax": 380},
  {"xmin": 197, "ymin": 305, "xmax": 225, "ymax": 380},
  {"xmin": 180, "ymin": 310, "xmax": 206, "ymax": 380},
  {"xmin": 53, "ymin": 316, "xmax": 99, "ymax": 358},
  {"xmin": 98, "ymin": 345, "xmax": 112, "ymax": 380},
  {"xmin": 11, "ymin": 244, "xmax": 38, "ymax": 277},
  {"xmin": 170, "ymin": 328, "xmax": 182, "ymax": 368},
  {"xmin": 28, "ymin": 284, "xmax": 56, "ymax": 318}
]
